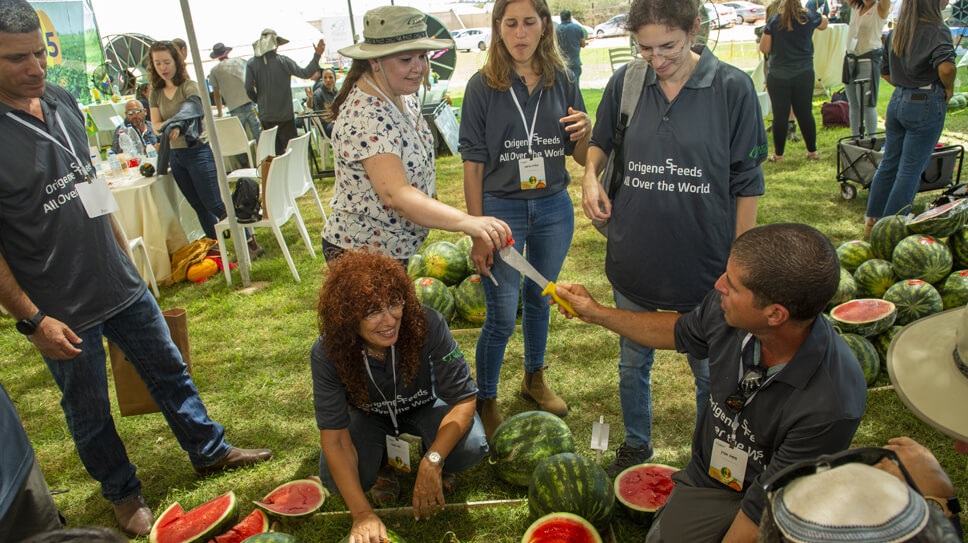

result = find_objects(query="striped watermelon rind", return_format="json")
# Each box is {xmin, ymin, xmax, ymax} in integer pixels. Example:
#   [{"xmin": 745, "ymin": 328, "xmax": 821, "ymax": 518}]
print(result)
[
  {"xmin": 836, "ymin": 240, "xmax": 875, "ymax": 273},
  {"xmin": 253, "ymin": 479, "xmax": 327, "ymax": 519},
  {"xmin": 947, "ymin": 228, "xmax": 968, "ymax": 269},
  {"xmin": 489, "ymin": 411, "xmax": 575, "ymax": 487},
  {"xmin": 853, "ymin": 259, "xmax": 897, "ymax": 298},
  {"xmin": 892, "ymin": 235, "xmax": 953, "ymax": 284},
  {"xmin": 871, "ymin": 324, "xmax": 902, "ymax": 373},
  {"xmin": 455, "ymin": 275, "xmax": 487, "ymax": 325},
  {"xmin": 413, "ymin": 277, "xmax": 455, "ymax": 321},
  {"xmin": 839, "ymin": 333, "xmax": 880, "ymax": 387},
  {"xmin": 942, "ymin": 270, "xmax": 968, "ymax": 310},
  {"xmin": 407, "ymin": 254, "xmax": 428, "ymax": 279},
  {"xmin": 422, "ymin": 241, "xmax": 468, "ymax": 285},
  {"xmin": 882, "ymin": 279, "xmax": 944, "ymax": 326},
  {"xmin": 870, "ymin": 215, "xmax": 909, "ymax": 260},
  {"xmin": 906, "ymin": 201, "xmax": 968, "ymax": 238},
  {"xmin": 522, "ymin": 512, "xmax": 602, "ymax": 543},
  {"xmin": 528, "ymin": 452, "xmax": 615, "ymax": 533},
  {"xmin": 829, "ymin": 299, "xmax": 897, "ymax": 337},
  {"xmin": 826, "ymin": 267, "xmax": 857, "ymax": 311}
]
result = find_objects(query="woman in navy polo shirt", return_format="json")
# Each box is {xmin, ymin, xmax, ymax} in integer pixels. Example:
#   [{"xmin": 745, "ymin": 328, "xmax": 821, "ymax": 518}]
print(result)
[
  {"xmin": 760, "ymin": 0, "xmax": 828, "ymax": 161},
  {"xmin": 459, "ymin": 0, "xmax": 590, "ymax": 438}
]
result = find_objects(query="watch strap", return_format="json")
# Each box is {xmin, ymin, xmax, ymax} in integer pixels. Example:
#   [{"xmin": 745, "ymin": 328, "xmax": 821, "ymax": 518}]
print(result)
[{"xmin": 16, "ymin": 310, "xmax": 45, "ymax": 335}]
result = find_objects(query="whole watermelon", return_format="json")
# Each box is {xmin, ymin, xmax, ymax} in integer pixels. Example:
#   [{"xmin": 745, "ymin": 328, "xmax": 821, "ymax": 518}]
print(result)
[
  {"xmin": 906, "ymin": 201, "xmax": 968, "ymax": 239},
  {"xmin": 853, "ymin": 259, "xmax": 897, "ymax": 298},
  {"xmin": 836, "ymin": 240, "xmax": 875, "ymax": 273},
  {"xmin": 882, "ymin": 279, "xmax": 944, "ymax": 326},
  {"xmin": 942, "ymin": 270, "xmax": 968, "ymax": 309},
  {"xmin": 947, "ymin": 228, "xmax": 968, "ymax": 269},
  {"xmin": 407, "ymin": 254, "xmax": 428, "ymax": 279},
  {"xmin": 456, "ymin": 235, "xmax": 473, "ymax": 255},
  {"xmin": 422, "ymin": 241, "xmax": 468, "ymax": 285},
  {"xmin": 826, "ymin": 267, "xmax": 857, "ymax": 311},
  {"xmin": 871, "ymin": 324, "xmax": 902, "ymax": 372},
  {"xmin": 529, "ymin": 452, "xmax": 615, "ymax": 533},
  {"xmin": 413, "ymin": 277, "xmax": 455, "ymax": 321},
  {"xmin": 489, "ymin": 411, "xmax": 575, "ymax": 487},
  {"xmin": 869, "ymin": 215, "xmax": 909, "ymax": 260},
  {"xmin": 455, "ymin": 275, "xmax": 487, "ymax": 325},
  {"xmin": 839, "ymin": 333, "xmax": 880, "ymax": 386},
  {"xmin": 892, "ymin": 235, "xmax": 952, "ymax": 284}
]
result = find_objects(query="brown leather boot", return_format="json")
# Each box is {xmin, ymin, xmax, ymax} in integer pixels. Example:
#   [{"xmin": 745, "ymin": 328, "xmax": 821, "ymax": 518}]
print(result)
[
  {"xmin": 477, "ymin": 397, "xmax": 504, "ymax": 442},
  {"xmin": 521, "ymin": 367, "xmax": 568, "ymax": 417},
  {"xmin": 113, "ymin": 495, "xmax": 154, "ymax": 537}
]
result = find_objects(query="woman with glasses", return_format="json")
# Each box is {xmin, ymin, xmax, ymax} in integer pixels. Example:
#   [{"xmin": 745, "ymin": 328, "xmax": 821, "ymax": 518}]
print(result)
[
  {"xmin": 581, "ymin": 0, "xmax": 767, "ymax": 477},
  {"xmin": 459, "ymin": 0, "xmax": 590, "ymax": 439},
  {"xmin": 313, "ymin": 250, "xmax": 487, "ymax": 543},
  {"xmin": 760, "ymin": 0, "xmax": 828, "ymax": 161}
]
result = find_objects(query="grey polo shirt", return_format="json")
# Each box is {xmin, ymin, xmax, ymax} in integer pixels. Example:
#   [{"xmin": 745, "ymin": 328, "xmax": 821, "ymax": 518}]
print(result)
[
  {"xmin": 459, "ymin": 69, "xmax": 584, "ymax": 199},
  {"xmin": 674, "ymin": 290, "xmax": 867, "ymax": 525},
  {"xmin": 0, "ymin": 84, "xmax": 144, "ymax": 332},
  {"xmin": 209, "ymin": 57, "xmax": 252, "ymax": 110},
  {"xmin": 590, "ymin": 47, "xmax": 767, "ymax": 311},
  {"xmin": 312, "ymin": 307, "xmax": 477, "ymax": 430},
  {"xmin": 881, "ymin": 23, "xmax": 955, "ymax": 89}
]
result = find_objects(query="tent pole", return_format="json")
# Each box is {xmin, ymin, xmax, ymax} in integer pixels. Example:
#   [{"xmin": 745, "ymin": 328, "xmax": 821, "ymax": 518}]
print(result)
[
  {"xmin": 347, "ymin": 0, "xmax": 357, "ymax": 43},
  {"xmin": 177, "ymin": 0, "xmax": 251, "ymax": 286}
]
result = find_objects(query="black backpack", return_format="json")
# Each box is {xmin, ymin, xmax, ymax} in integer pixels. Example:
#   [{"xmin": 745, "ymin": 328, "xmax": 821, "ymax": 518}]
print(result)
[{"xmin": 232, "ymin": 177, "xmax": 262, "ymax": 223}]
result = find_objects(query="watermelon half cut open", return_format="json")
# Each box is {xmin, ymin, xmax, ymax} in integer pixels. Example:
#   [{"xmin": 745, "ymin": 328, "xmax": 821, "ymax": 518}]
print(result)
[
  {"xmin": 209, "ymin": 509, "xmax": 269, "ymax": 543},
  {"xmin": 149, "ymin": 491, "xmax": 239, "ymax": 543},
  {"xmin": 907, "ymin": 200, "xmax": 968, "ymax": 238},
  {"xmin": 521, "ymin": 512, "xmax": 602, "ymax": 543},
  {"xmin": 614, "ymin": 463, "xmax": 677, "ymax": 523},
  {"xmin": 253, "ymin": 479, "xmax": 328, "ymax": 518},
  {"xmin": 829, "ymin": 299, "xmax": 897, "ymax": 337}
]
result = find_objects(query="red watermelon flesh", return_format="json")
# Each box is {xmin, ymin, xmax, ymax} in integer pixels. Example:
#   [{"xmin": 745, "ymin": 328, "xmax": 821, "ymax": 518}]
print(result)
[
  {"xmin": 150, "ymin": 492, "xmax": 238, "ymax": 543},
  {"xmin": 522, "ymin": 512, "xmax": 602, "ymax": 543},
  {"xmin": 209, "ymin": 509, "xmax": 268, "ymax": 543},
  {"xmin": 615, "ymin": 464, "xmax": 677, "ymax": 511},
  {"xmin": 254, "ymin": 479, "xmax": 326, "ymax": 518}
]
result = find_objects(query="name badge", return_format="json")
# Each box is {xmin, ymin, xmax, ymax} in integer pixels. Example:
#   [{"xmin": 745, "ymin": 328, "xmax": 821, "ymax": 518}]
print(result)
[
  {"xmin": 518, "ymin": 155, "xmax": 547, "ymax": 190},
  {"xmin": 708, "ymin": 438, "xmax": 748, "ymax": 491},
  {"xmin": 386, "ymin": 435, "xmax": 412, "ymax": 473},
  {"xmin": 75, "ymin": 178, "xmax": 120, "ymax": 218}
]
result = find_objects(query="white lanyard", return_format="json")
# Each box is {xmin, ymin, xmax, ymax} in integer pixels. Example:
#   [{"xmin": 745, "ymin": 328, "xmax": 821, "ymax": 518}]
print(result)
[
  {"xmin": 509, "ymin": 85, "xmax": 543, "ymax": 158},
  {"xmin": 363, "ymin": 346, "xmax": 400, "ymax": 435},
  {"xmin": 362, "ymin": 75, "xmax": 432, "ymax": 161},
  {"xmin": 729, "ymin": 333, "xmax": 781, "ymax": 446},
  {"xmin": 6, "ymin": 108, "xmax": 94, "ymax": 182}
]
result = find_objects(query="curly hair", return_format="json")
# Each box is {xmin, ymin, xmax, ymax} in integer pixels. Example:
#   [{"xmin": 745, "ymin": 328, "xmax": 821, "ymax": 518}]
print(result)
[
  {"xmin": 627, "ymin": 0, "xmax": 700, "ymax": 34},
  {"xmin": 148, "ymin": 41, "xmax": 188, "ymax": 90},
  {"xmin": 482, "ymin": 0, "xmax": 568, "ymax": 92},
  {"xmin": 317, "ymin": 250, "xmax": 428, "ymax": 409}
]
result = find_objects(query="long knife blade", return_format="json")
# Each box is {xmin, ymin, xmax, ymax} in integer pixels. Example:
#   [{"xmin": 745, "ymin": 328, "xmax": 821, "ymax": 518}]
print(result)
[{"xmin": 498, "ymin": 245, "xmax": 578, "ymax": 316}]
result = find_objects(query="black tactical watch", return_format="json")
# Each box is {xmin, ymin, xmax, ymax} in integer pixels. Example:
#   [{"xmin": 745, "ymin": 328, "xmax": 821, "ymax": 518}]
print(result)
[{"xmin": 15, "ymin": 310, "xmax": 45, "ymax": 336}]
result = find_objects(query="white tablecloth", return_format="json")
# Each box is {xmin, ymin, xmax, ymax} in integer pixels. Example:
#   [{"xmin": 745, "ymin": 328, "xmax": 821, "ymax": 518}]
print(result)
[
  {"xmin": 110, "ymin": 173, "xmax": 191, "ymax": 282},
  {"xmin": 751, "ymin": 23, "xmax": 850, "ymax": 94}
]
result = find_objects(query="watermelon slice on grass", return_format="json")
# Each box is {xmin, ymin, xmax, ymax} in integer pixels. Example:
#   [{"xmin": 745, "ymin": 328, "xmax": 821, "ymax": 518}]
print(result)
[
  {"xmin": 254, "ymin": 479, "xmax": 328, "ymax": 519},
  {"xmin": 522, "ymin": 512, "xmax": 602, "ymax": 543},
  {"xmin": 209, "ymin": 509, "xmax": 269, "ymax": 543},
  {"xmin": 150, "ymin": 492, "xmax": 239, "ymax": 543},
  {"xmin": 613, "ymin": 463, "xmax": 677, "ymax": 524}
]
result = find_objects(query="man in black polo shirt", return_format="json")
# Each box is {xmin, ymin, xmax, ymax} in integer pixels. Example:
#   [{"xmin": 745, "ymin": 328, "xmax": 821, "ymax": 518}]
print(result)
[{"xmin": 556, "ymin": 223, "xmax": 868, "ymax": 543}]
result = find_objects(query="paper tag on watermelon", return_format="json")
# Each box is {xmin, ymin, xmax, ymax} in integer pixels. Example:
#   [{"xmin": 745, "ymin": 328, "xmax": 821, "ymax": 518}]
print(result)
[
  {"xmin": 386, "ymin": 435, "xmax": 412, "ymax": 473},
  {"xmin": 591, "ymin": 416, "xmax": 610, "ymax": 451}
]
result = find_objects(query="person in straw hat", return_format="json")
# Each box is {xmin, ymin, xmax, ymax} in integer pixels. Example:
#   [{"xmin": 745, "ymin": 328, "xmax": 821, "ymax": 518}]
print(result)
[{"xmin": 321, "ymin": 6, "xmax": 511, "ymax": 266}]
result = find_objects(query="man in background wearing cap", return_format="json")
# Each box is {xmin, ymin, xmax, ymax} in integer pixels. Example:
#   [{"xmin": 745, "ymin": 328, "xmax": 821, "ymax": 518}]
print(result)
[
  {"xmin": 555, "ymin": 10, "xmax": 586, "ymax": 86},
  {"xmin": 555, "ymin": 223, "xmax": 868, "ymax": 543},
  {"xmin": 209, "ymin": 42, "xmax": 261, "ymax": 142},
  {"xmin": 245, "ymin": 29, "xmax": 325, "ymax": 155}
]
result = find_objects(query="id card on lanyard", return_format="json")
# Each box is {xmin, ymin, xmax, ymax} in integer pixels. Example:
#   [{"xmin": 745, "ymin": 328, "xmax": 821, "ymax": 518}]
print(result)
[
  {"xmin": 6, "ymin": 108, "xmax": 118, "ymax": 218},
  {"xmin": 509, "ymin": 88, "xmax": 547, "ymax": 190},
  {"xmin": 363, "ymin": 347, "xmax": 412, "ymax": 472}
]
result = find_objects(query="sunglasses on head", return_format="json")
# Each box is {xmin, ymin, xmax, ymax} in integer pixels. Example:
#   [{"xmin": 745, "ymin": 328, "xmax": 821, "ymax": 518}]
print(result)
[{"xmin": 763, "ymin": 447, "xmax": 921, "ymax": 497}]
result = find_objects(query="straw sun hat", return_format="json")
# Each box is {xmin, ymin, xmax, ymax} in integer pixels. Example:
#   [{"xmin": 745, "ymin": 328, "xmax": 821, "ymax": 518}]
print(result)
[{"xmin": 338, "ymin": 6, "xmax": 454, "ymax": 60}]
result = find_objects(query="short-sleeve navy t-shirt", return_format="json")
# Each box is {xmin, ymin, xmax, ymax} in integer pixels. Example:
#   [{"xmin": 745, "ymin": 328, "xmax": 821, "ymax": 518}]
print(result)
[
  {"xmin": 764, "ymin": 10, "xmax": 824, "ymax": 79},
  {"xmin": 312, "ymin": 307, "xmax": 477, "ymax": 430},
  {"xmin": 880, "ymin": 23, "xmax": 955, "ymax": 89}
]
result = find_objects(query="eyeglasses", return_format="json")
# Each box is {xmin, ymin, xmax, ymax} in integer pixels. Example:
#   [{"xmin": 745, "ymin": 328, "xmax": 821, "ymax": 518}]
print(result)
[
  {"xmin": 638, "ymin": 37, "xmax": 690, "ymax": 61},
  {"xmin": 725, "ymin": 364, "xmax": 766, "ymax": 411},
  {"xmin": 125, "ymin": 109, "xmax": 143, "ymax": 116},
  {"xmin": 762, "ymin": 447, "xmax": 921, "ymax": 496},
  {"xmin": 364, "ymin": 302, "xmax": 405, "ymax": 322}
]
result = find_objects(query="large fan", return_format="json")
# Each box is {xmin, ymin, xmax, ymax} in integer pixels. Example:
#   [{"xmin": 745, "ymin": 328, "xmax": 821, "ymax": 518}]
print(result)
[
  {"xmin": 424, "ymin": 14, "xmax": 457, "ymax": 83},
  {"xmin": 103, "ymin": 33, "xmax": 155, "ymax": 91},
  {"xmin": 91, "ymin": 60, "xmax": 122, "ymax": 98},
  {"xmin": 946, "ymin": 0, "xmax": 968, "ymax": 48}
]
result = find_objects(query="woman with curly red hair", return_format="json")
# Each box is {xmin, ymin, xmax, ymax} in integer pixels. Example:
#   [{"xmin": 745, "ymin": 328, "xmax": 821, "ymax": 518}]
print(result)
[{"xmin": 313, "ymin": 250, "xmax": 487, "ymax": 543}]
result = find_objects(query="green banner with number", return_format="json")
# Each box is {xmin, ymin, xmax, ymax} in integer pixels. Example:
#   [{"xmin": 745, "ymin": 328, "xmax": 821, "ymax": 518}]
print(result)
[{"xmin": 27, "ymin": 0, "xmax": 103, "ymax": 104}]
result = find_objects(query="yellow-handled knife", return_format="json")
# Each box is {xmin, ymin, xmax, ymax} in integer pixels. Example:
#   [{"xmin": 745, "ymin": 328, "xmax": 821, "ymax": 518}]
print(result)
[{"xmin": 498, "ymin": 243, "xmax": 578, "ymax": 317}]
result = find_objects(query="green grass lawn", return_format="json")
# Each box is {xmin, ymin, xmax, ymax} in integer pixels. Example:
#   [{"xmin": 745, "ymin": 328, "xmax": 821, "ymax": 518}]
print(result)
[{"xmin": 2, "ymin": 71, "xmax": 967, "ymax": 542}]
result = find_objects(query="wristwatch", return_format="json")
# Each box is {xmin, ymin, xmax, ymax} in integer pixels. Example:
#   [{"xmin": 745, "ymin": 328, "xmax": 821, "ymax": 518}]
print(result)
[
  {"xmin": 15, "ymin": 310, "xmax": 45, "ymax": 336},
  {"xmin": 424, "ymin": 450, "xmax": 443, "ymax": 467},
  {"xmin": 925, "ymin": 496, "xmax": 962, "ymax": 518}
]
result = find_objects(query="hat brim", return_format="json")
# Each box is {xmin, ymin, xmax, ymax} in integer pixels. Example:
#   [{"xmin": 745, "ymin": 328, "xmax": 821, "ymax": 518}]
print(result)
[
  {"xmin": 338, "ymin": 38, "xmax": 454, "ymax": 60},
  {"xmin": 209, "ymin": 46, "xmax": 232, "ymax": 59},
  {"xmin": 887, "ymin": 306, "xmax": 968, "ymax": 442}
]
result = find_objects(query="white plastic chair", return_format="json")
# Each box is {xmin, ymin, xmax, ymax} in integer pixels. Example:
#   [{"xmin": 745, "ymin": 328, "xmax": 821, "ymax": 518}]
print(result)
[
  {"xmin": 227, "ymin": 125, "xmax": 278, "ymax": 181},
  {"xmin": 112, "ymin": 214, "xmax": 160, "ymax": 297},
  {"xmin": 307, "ymin": 115, "xmax": 334, "ymax": 172},
  {"xmin": 88, "ymin": 103, "xmax": 122, "ymax": 149},
  {"xmin": 214, "ymin": 116, "xmax": 255, "ymax": 173},
  {"xmin": 214, "ymin": 149, "xmax": 315, "ymax": 285},
  {"xmin": 285, "ymin": 132, "xmax": 326, "ymax": 223}
]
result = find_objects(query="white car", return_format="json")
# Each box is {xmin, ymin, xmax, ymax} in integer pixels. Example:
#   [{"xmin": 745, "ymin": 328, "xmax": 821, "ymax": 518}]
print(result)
[
  {"xmin": 703, "ymin": 3, "xmax": 737, "ymax": 28},
  {"xmin": 451, "ymin": 28, "xmax": 490, "ymax": 52},
  {"xmin": 593, "ymin": 13, "xmax": 628, "ymax": 39},
  {"xmin": 722, "ymin": 1, "xmax": 767, "ymax": 23}
]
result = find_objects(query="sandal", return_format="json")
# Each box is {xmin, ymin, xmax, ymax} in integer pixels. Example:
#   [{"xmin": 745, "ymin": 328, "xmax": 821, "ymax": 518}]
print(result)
[
  {"xmin": 370, "ymin": 465, "xmax": 400, "ymax": 507},
  {"xmin": 806, "ymin": 152, "xmax": 820, "ymax": 160},
  {"xmin": 767, "ymin": 155, "xmax": 783, "ymax": 163}
]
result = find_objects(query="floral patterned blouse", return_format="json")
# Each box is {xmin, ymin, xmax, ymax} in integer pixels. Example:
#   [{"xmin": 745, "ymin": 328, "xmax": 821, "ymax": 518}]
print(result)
[{"xmin": 321, "ymin": 84, "xmax": 437, "ymax": 259}]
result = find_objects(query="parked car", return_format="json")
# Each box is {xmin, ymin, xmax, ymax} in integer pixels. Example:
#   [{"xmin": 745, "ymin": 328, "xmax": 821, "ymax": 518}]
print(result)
[
  {"xmin": 593, "ymin": 13, "xmax": 628, "ymax": 39},
  {"xmin": 722, "ymin": 1, "xmax": 766, "ymax": 23},
  {"xmin": 451, "ymin": 27, "xmax": 490, "ymax": 52},
  {"xmin": 551, "ymin": 16, "xmax": 594, "ymax": 40},
  {"xmin": 703, "ymin": 3, "xmax": 737, "ymax": 28}
]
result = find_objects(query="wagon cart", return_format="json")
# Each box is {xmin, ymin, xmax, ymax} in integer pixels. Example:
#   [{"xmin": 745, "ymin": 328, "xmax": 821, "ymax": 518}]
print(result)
[{"xmin": 836, "ymin": 133, "xmax": 964, "ymax": 200}]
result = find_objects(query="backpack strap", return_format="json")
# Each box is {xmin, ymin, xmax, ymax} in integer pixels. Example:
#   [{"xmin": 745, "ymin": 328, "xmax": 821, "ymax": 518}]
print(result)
[{"xmin": 605, "ymin": 58, "xmax": 650, "ymax": 200}]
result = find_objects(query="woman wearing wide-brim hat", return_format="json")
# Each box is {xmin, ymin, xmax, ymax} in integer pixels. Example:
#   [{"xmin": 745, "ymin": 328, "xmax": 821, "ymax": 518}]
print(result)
[{"xmin": 321, "ymin": 6, "xmax": 511, "ymax": 265}]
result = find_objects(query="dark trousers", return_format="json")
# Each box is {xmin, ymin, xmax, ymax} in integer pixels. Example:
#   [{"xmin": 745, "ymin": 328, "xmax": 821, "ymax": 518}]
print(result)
[
  {"xmin": 261, "ymin": 119, "xmax": 297, "ymax": 156},
  {"xmin": 169, "ymin": 143, "xmax": 225, "ymax": 240},
  {"xmin": 0, "ymin": 460, "xmax": 63, "ymax": 542},
  {"xmin": 767, "ymin": 70, "xmax": 818, "ymax": 155}
]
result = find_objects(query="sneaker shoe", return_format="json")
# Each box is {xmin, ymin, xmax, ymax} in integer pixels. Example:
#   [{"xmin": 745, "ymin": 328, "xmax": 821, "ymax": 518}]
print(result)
[
  {"xmin": 606, "ymin": 442, "xmax": 655, "ymax": 478},
  {"xmin": 247, "ymin": 237, "xmax": 265, "ymax": 260},
  {"xmin": 371, "ymin": 465, "xmax": 400, "ymax": 507}
]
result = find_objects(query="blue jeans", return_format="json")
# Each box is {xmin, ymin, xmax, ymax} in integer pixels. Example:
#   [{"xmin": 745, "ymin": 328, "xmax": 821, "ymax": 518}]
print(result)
[
  {"xmin": 318, "ymin": 399, "xmax": 488, "ymax": 494},
  {"xmin": 613, "ymin": 289, "xmax": 710, "ymax": 449},
  {"xmin": 169, "ymin": 143, "xmax": 225, "ymax": 240},
  {"xmin": 230, "ymin": 102, "xmax": 262, "ymax": 142},
  {"xmin": 42, "ymin": 290, "xmax": 230, "ymax": 504},
  {"xmin": 475, "ymin": 190, "xmax": 574, "ymax": 400},
  {"xmin": 866, "ymin": 85, "xmax": 948, "ymax": 218}
]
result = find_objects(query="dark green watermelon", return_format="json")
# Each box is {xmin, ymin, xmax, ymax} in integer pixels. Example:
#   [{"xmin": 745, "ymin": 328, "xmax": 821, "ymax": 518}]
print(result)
[
  {"xmin": 882, "ymin": 279, "xmax": 944, "ymax": 326},
  {"xmin": 826, "ymin": 267, "xmax": 857, "ymax": 311},
  {"xmin": 853, "ymin": 259, "xmax": 897, "ymax": 298},
  {"xmin": 455, "ymin": 274, "xmax": 487, "ymax": 325},
  {"xmin": 529, "ymin": 453, "xmax": 615, "ymax": 533},
  {"xmin": 407, "ymin": 254, "xmax": 428, "ymax": 279},
  {"xmin": 413, "ymin": 277, "xmax": 455, "ymax": 321},
  {"xmin": 942, "ymin": 270, "xmax": 968, "ymax": 309},
  {"xmin": 892, "ymin": 235, "xmax": 952, "ymax": 284},
  {"xmin": 870, "ymin": 325, "xmax": 902, "ymax": 373},
  {"xmin": 947, "ymin": 228, "xmax": 968, "ymax": 269},
  {"xmin": 906, "ymin": 201, "xmax": 968, "ymax": 238},
  {"xmin": 870, "ymin": 215, "xmax": 909, "ymax": 260},
  {"xmin": 836, "ymin": 240, "xmax": 875, "ymax": 273},
  {"xmin": 489, "ymin": 411, "xmax": 575, "ymax": 487},
  {"xmin": 422, "ymin": 241, "xmax": 468, "ymax": 285},
  {"xmin": 840, "ymin": 333, "xmax": 880, "ymax": 386}
]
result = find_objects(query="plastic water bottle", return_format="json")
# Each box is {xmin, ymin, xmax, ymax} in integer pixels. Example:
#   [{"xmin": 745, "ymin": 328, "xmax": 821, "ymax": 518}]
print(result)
[
  {"xmin": 146, "ymin": 145, "xmax": 157, "ymax": 160},
  {"xmin": 124, "ymin": 126, "xmax": 145, "ymax": 158},
  {"xmin": 107, "ymin": 150, "xmax": 122, "ymax": 175},
  {"xmin": 118, "ymin": 132, "xmax": 137, "ymax": 158}
]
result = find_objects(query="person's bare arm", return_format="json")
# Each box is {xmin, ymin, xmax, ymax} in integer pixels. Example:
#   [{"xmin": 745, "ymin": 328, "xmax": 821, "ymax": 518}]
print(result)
[
  {"xmin": 150, "ymin": 106, "xmax": 163, "ymax": 135},
  {"xmin": 735, "ymin": 196, "xmax": 759, "ymax": 239},
  {"xmin": 213, "ymin": 87, "xmax": 223, "ymax": 117},
  {"xmin": 0, "ymin": 254, "xmax": 81, "ymax": 359},
  {"xmin": 759, "ymin": 34, "xmax": 772, "ymax": 55},
  {"xmin": 939, "ymin": 61, "xmax": 956, "ymax": 102},
  {"xmin": 412, "ymin": 396, "xmax": 476, "ymax": 519},
  {"xmin": 817, "ymin": 15, "xmax": 829, "ymax": 31},
  {"xmin": 876, "ymin": 0, "xmax": 891, "ymax": 19},
  {"xmin": 319, "ymin": 429, "xmax": 388, "ymax": 543},
  {"xmin": 553, "ymin": 283, "xmax": 680, "ymax": 349},
  {"xmin": 721, "ymin": 510, "xmax": 759, "ymax": 543},
  {"xmin": 561, "ymin": 107, "xmax": 591, "ymax": 166},
  {"xmin": 580, "ymin": 146, "xmax": 611, "ymax": 222}
]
